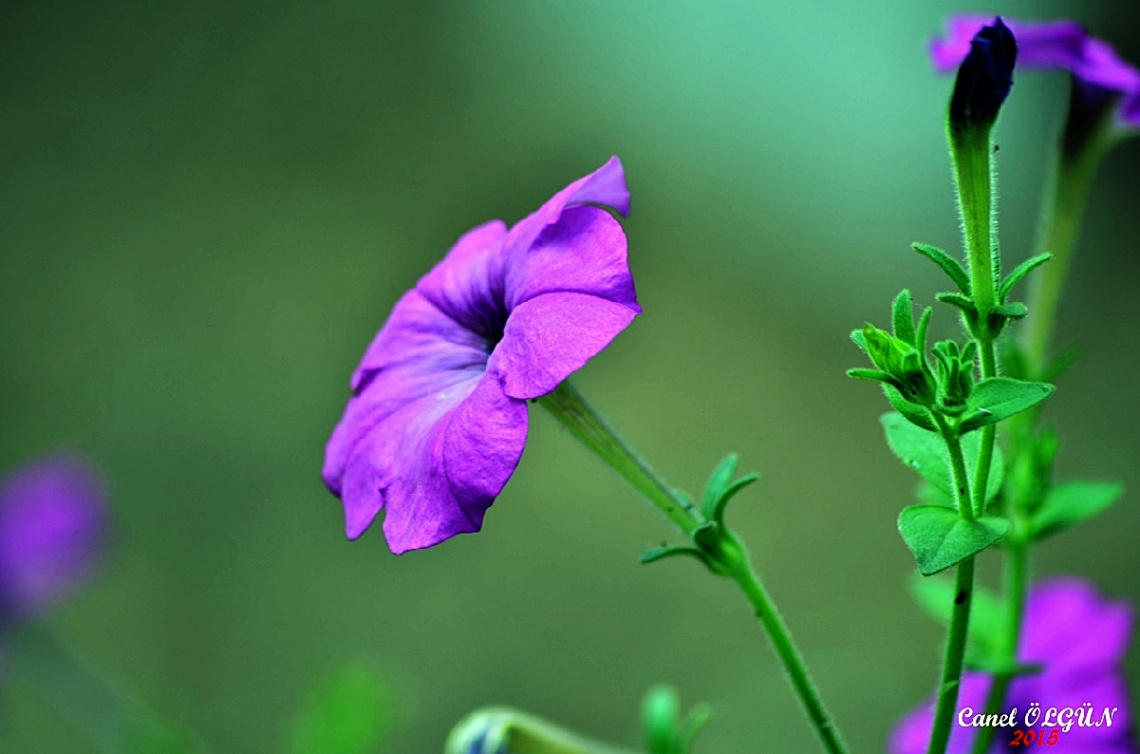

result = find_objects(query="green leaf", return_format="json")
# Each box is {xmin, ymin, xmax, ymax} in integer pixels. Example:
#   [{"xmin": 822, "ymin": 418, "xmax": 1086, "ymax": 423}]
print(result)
[
  {"xmin": 850, "ymin": 328, "xmax": 869, "ymax": 355},
  {"xmin": 892, "ymin": 289, "xmax": 916, "ymax": 346},
  {"xmin": 898, "ymin": 505, "xmax": 1010, "ymax": 575},
  {"xmin": 998, "ymin": 253, "xmax": 1052, "ymax": 301},
  {"xmin": 881, "ymin": 413, "xmax": 1003, "ymax": 502},
  {"xmin": 915, "ymin": 306, "xmax": 933, "ymax": 355},
  {"xmin": 640, "ymin": 546, "xmax": 711, "ymax": 569},
  {"xmin": 291, "ymin": 667, "xmax": 392, "ymax": 754},
  {"xmin": 990, "ymin": 301, "xmax": 1029, "ymax": 319},
  {"xmin": 884, "ymin": 386, "xmax": 937, "ymax": 431},
  {"xmin": 702, "ymin": 454, "xmax": 739, "ymax": 513},
  {"xmin": 1030, "ymin": 481, "xmax": 1125, "ymax": 541},
  {"xmin": 846, "ymin": 368, "xmax": 891, "ymax": 383},
  {"xmin": 908, "ymin": 573, "xmax": 1003, "ymax": 660},
  {"xmin": 935, "ymin": 292, "xmax": 978, "ymax": 317},
  {"xmin": 960, "ymin": 377, "xmax": 1054, "ymax": 432},
  {"xmin": 913, "ymin": 242, "xmax": 971, "ymax": 294}
]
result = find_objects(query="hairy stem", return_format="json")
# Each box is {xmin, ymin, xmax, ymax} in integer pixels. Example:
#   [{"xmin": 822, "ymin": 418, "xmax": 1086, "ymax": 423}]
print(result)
[{"xmin": 926, "ymin": 416, "xmax": 976, "ymax": 754}]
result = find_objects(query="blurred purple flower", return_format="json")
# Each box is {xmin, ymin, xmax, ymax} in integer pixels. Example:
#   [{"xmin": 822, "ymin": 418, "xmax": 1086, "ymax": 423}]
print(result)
[
  {"xmin": 931, "ymin": 16, "xmax": 1140, "ymax": 127},
  {"xmin": 323, "ymin": 157, "xmax": 638, "ymax": 554},
  {"xmin": 890, "ymin": 578, "xmax": 1137, "ymax": 754},
  {"xmin": 0, "ymin": 455, "xmax": 108, "ymax": 623}
]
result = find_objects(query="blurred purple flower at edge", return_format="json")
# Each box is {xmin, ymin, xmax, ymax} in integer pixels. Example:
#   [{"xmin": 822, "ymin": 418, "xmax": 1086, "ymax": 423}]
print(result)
[
  {"xmin": 891, "ymin": 578, "xmax": 1138, "ymax": 753},
  {"xmin": 932, "ymin": 15, "xmax": 1140, "ymax": 127},
  {"xmin": 323, "ymin": 157, "xmax": 638, "ymax": 554},
  {"xmin": 0, "ymin": 455, "xmax": 107, "ymax": 625}
]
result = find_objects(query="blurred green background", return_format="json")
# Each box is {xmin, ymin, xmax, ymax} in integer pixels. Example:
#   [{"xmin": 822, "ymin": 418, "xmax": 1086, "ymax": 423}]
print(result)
[{"xmin": 2, "ymin": 0, "xmax": 1139, "ymax": 751}]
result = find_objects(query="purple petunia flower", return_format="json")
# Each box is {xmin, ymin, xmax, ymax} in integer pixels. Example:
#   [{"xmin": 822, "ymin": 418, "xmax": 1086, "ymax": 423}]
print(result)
[
  {"xmin": 0, "ymin": 455, "xmax": 108, "ymax": 624},
  {"xmin": 931, "ymin": 16, "xmax": 1140, "ymax": 127},
  {"xmin": 890, "ymin": 578, "xmax": 1138, "ymax": 754},
  {"xmin": 323, "ymin": 157, "xmax": 638, "ymax": 554}
]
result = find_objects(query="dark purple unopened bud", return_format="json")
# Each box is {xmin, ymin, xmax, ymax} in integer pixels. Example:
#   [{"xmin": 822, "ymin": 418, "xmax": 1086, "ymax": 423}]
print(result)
[{"xmin": 949, "ymin": 17, "xmax": 1018, "ymax": 134}]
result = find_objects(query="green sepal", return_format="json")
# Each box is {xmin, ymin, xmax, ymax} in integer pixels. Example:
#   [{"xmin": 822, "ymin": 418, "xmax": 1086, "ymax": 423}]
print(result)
[
  {"xmin": 702, "ymin": 454, "xmax": 739, "ymax": 512},
  {"xmin": 881, "ymin": 413, "xmax": 1004, "ymax": 503},
  {"xmin": 709, "ymin": 474, "xmax": 759, "ymax": 527},
  {"xmin": 885, "ymin": 386, "xmax": 937, "ymax": 431},
  {"xmin": 915, "ymin": 306, "xmax": 933, "ymax": 356},
  {"xmin": 892, "ymin": 289, "xmax": 916, "ymax": 346},
  {"xmin": 640, "ymin": 546, "xmax": 713, "ymax": 571},
  {"xmin": 1029, "ymin": 480, "xmax": 1125, "ymax": 541},
  {"xmin": 909, "ymin": 573, "xmax": 1003, "ymax": 662},
  {"xmin": 998, "ymin": 253, "xmax": 1052, "ymax": 301},
  {"xmin": 959, "ymin": 377, "xmax": 1054, "ymax": 433},
  {"xmin": 846, "ymin": 368, "xmax": 893, "ymax": 383},
  {"xmin": 898, "ymin": 505, "xmax": 1010, "ymax": 575},
  {"xmin": 990, "ymin": 302, "xmax": 1028, "ymax": 319},
  {"xmin": 700, "ymin": 453, "xmax": 759, "ymax": 526},
  {"xmin": 913, "ymin": 242, "xmax": 972, "ymax": 294},
  {"xmin": 291, "ymin": 666, "xmax": 392, "ymax": 754}
]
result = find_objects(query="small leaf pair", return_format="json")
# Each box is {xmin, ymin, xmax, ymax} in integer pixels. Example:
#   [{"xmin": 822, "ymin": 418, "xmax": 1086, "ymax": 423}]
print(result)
[{"xmin": 641, "ymin": 454, "xmax": 758, "ymax": 574}]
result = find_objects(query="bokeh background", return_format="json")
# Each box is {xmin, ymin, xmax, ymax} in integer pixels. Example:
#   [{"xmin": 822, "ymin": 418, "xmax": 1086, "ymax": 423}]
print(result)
[{"xmin": 2, "ymin": 0, "xmax": 1139, "ymax": 751}]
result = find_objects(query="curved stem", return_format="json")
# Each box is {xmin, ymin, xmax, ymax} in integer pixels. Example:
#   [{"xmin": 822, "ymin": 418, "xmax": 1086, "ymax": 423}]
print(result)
[
  {"xmin": 539, "ymin": 379, "xmax": 849, "ymax": 754},
  {"xmin": 727, "ymin": 559, "xmax": 850, "ymax": 754},
  {"xmin": 538, "ymin": 380, "xmax": 699, "ymax": 536}
]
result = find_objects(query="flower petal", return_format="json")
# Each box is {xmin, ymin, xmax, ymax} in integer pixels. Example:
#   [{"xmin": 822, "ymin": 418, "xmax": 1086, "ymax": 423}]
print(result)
[
  {"xmin": 1019, "ymin": 577, "xmax": 1134, "ymax": 677},
  {"xmin": 931, "ymin": 16, "xmax": 1086, "ymax": 73},
  {"xmin": 490, "ymin": 291, "xmax": 638, "ymax": 400},
  {"xmin": 505, "ymin": 205, "xmax": 639, "ymax": 310},
  {"xmin": 377, "ymin": 374, "xmax": 528, "ymax": 554},
  {"xmin": 350, "ymin": 289, "xmax": 490, "ymax": 394},
  {"xmin": 0, "ymin": 456, "xmax": 107, "ymax": 619},
  {"xmin": 504, "ymin": 157, "xmax": 630, "ymax": 263},
  {"xmin": 415, "ymin": 219, "xmax": 510, "ymax": 344}
]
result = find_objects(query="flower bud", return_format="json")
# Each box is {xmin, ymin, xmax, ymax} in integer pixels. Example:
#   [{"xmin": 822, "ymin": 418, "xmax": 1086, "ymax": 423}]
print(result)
[{"xmin": 949, "ymin": 17, "xmax": 1018, "ymax": 135}]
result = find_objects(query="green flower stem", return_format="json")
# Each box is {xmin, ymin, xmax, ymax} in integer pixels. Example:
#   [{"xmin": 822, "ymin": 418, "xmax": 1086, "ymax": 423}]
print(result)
[
  {"xmin": 968, "ymin": 521, "xmax": 1029, "ymax": 754},
  {"xmin": 949, "ymin": 126, "xmax": 997, "ymax": 317},
  {"xmin": 537, "ymin": 380, "xmax": 699, "ymax": 536},
  {"xmin": 970, "ymin": 341, "xmax": 999, "ymax": 518},
  {"xmin": 723, "ymin": 556, "xmax": 850, "ymax": 754},
  {"xmin": 539, "ymin": 379, "xmax": 849, "ymax": 754},
  {"xmin": 926, "ymin": 415, "xmax": 977, "ymax": 754}
]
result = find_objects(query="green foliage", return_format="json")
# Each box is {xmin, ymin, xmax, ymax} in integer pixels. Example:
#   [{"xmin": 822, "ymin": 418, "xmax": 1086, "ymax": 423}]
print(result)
[
  {"xmin": 1030, "ymin": 480, "xmax": 1125, "ymax": 541},
  {"xmin": 998, "ymin": 253, "xmax": 1051, "ymax": 301},
  {"xmin": 892, "ymin": 289, "xmax": 917, "ymax": 346},
  {"xmin": 908, "ymin": 574, "xmax": 1002, "ymax": 664},
  {"xmin": 912, "ymin": 242, "xmax": 971, "ymax": 295},
  {"xmin": 880, "ymin": 413, "xmax": 1003, "ymax": 504},
  {"xmin": 641, "ymin": 686, "xmax": 711, "ymax": 754},
  {"xmin": 701, "ymin": 453, "xmax": 759, "ymax": 526},
  {"xmin": 959, "ymin": 377, "xmax": 1054, "ymax": 433},
  {"xmin": 849, "ymin": 325, "xmax": 936, "ymax": 407},
  {"xmin": 640, "ymin": 545, "xmax": 713, "ymax": 570},
  {"xmin": 897, "ymin": 505, "xmax": 1010, "ymax": 575},
  {"xmin": 291, "ymin": 667, "xmax": 392, "ymax": 754}
]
